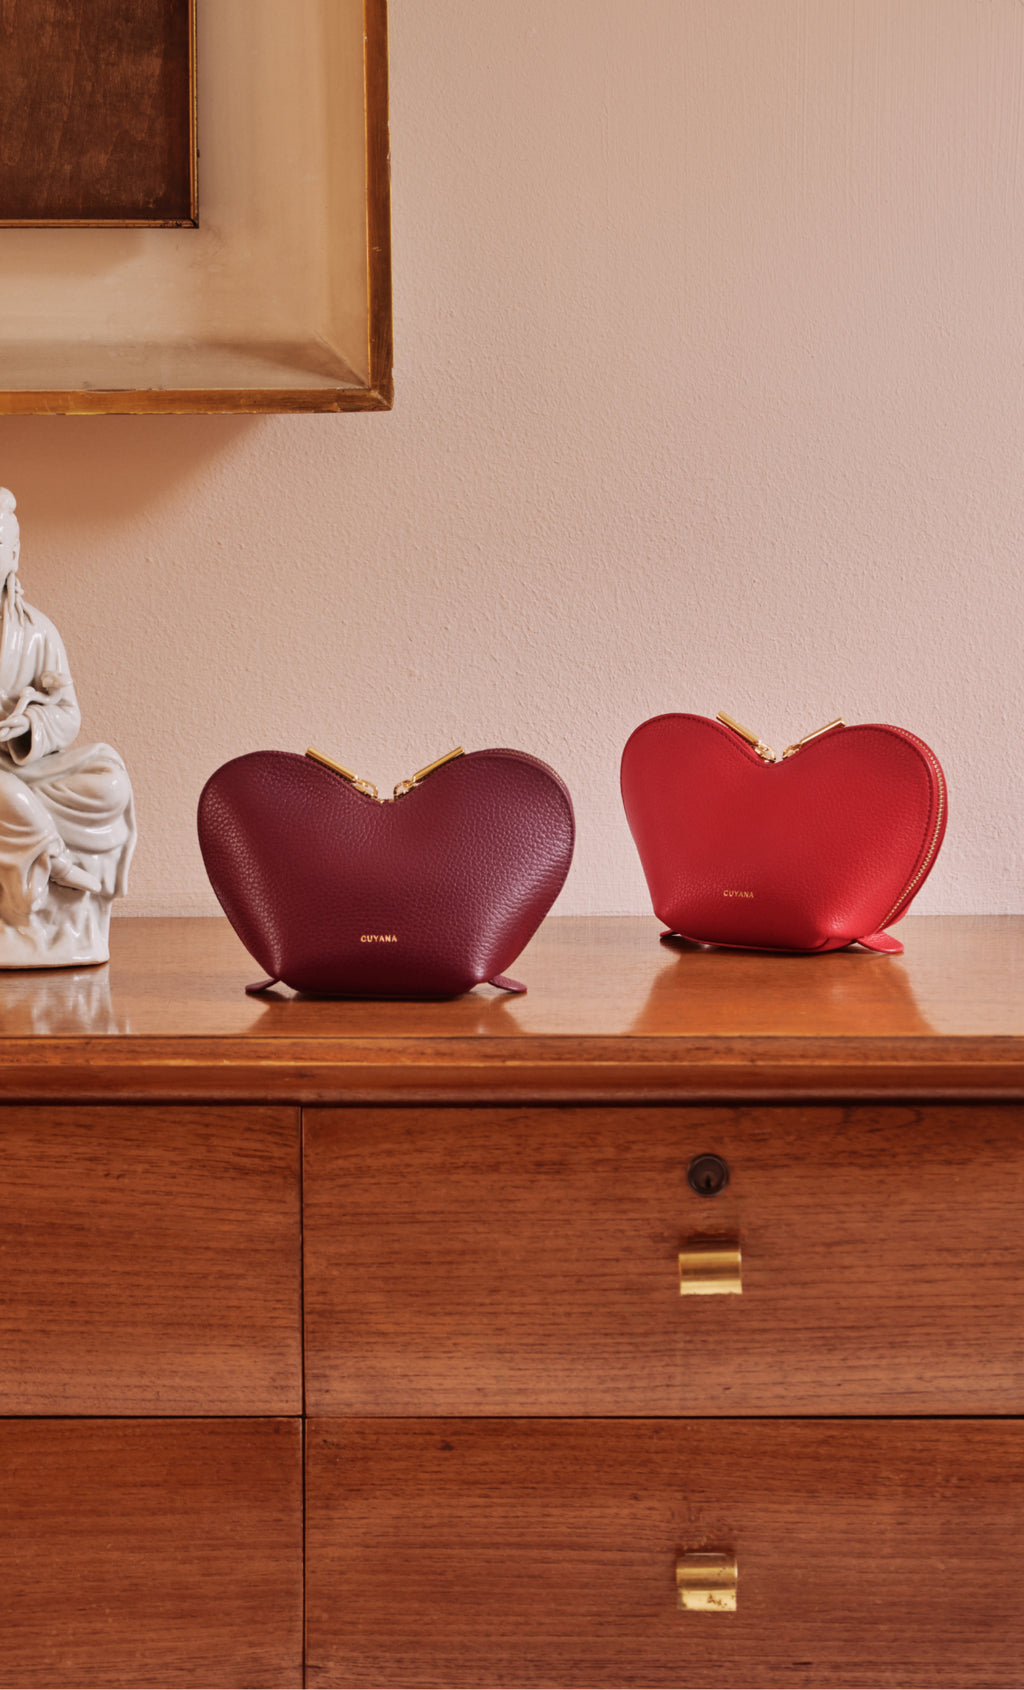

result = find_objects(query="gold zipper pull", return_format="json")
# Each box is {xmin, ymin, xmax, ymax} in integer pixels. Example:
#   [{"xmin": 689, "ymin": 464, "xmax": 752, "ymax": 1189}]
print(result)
[
  {"xmin": 781, "ymin": 718, "xmax": 846, "ymax": 759},
  {"xmin": 306, "ymin": 747, "xmax": 380, "ymax": 801},
  {"xmin": 393, "ymin": 746, "xmax": 465, "ymax": 800},
  {"xmin": 717, "ymin": 712, "xmax": 777, "ymax": 764}
]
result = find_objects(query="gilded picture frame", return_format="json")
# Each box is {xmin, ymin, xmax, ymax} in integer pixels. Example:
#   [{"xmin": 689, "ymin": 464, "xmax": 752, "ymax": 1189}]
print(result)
[{"xmin": 0, "ymin": 0, "xmax": 392, "ymax": 413}]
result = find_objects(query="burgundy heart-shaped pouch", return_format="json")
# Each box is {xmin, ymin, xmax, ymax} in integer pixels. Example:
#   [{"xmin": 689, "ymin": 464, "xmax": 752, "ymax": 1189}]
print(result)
[
  {"xmin": 620, "ymin": 713, "xmax": 946, "ymax": 954},
  {"xmin": 197, "ymin": 747, "xmax": 574, "ymax": 997}
]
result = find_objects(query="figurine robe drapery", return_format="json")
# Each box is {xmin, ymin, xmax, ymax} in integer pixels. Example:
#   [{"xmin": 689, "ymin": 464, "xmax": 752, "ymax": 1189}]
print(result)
[{"xmin": 0, "ymin": 576, "xmax": 135, "ymax": 928}]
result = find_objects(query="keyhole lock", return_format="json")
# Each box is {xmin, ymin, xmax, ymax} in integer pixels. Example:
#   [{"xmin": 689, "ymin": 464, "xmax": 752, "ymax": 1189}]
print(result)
[{"xmin": 687, "ymin": 1154, "xmax": 730, "ymax": 1196}]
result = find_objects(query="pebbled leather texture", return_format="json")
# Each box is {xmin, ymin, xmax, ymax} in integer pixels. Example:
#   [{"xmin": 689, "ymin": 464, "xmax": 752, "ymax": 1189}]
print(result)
[
  {"xmin": 620, "ymin": 715, "xmax": 947, "ymax": 954},
  {"xmin": 197, "ymin": 748, "xmax": 575, "ymax": 997}
]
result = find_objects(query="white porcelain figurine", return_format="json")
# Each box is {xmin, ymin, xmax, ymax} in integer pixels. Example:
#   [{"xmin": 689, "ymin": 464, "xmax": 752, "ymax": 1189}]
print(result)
[{"xmin": 0, "ymin": 488, "xmax": 135, "ymax": 967}]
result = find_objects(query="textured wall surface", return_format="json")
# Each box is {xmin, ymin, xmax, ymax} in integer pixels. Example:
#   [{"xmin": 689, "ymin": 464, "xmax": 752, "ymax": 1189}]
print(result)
[{"xmin": 0, "ymin": 0, "xmax": 1021, "ymax": 917}]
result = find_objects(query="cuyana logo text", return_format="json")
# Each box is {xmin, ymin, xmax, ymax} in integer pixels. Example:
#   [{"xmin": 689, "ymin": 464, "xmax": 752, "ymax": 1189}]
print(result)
[
  {"xmin": 723, "ymin": 891, "xmax": 754, "ymax": 899},
  {"xmin": 361, "ymin": 934, "xmax": 398, "ymax": 943}
]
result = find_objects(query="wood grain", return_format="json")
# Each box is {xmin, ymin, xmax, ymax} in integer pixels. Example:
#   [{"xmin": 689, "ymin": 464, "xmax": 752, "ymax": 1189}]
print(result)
[
  {"xmin": 0, "ymin": 1105, "xmax": 300, "ymax": 1413},
  {"xmin": 366, "ymin": 0, "xmax": 394, "ymax": 408},
  {"xmin": 0, "ymin": 915, "xmax": 1018, "ymax": 1688},
  {"xmin": 0, "ymin": 914, "xmax": 1020, "ymax": 1101},
  {"xmin": 306, "ymin": 1416, "xmax": 1024, "ymax": 1689},
  {"xmin": 0, "ymin": 1418, "xmax": 302, "ymax": 1688},
  {"xmin": 0, "ymin": 0, "xmax": 196, "ymax": 225},
  {"xmin": 0, "ymin": 385, "xmax": 394, "ymax": 415},
  {"xmin": 304, "ymin": 1100, "xmax": 1024, "ymax": 1414}
]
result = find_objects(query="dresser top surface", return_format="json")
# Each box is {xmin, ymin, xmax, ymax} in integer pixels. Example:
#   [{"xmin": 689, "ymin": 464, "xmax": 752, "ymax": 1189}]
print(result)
[{"xmin": 0, "ymin": 914, "xmax": 1020, "ymax": 1101}]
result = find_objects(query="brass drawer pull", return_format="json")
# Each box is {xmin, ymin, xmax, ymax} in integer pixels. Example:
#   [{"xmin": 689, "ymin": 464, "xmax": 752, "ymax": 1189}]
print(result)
[
  {"xmin": 678, "ymin": 1238, "xmax": 742, "ymax": 1295},
  {"xmin": 677, "ymin": 1551, "xmax": 738, "ymax": 1612}
]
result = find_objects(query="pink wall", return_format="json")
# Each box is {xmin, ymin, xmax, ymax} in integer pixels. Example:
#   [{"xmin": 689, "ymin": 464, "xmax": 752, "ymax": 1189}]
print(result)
[{"xmin": 0, "ymin": 0, "xmax": 1020, "ymax": 916}]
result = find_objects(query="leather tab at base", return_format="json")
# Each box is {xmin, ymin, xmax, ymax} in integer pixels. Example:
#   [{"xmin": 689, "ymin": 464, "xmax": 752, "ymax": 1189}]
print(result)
[
  {"xmin": 488, "ymin": 974, "xmax": 527, "ymax": 994},
  {"xmin": 856, "ymin": 930, "xmax": 904, "ymax": 955},
  {"xmin": 246, "ymin": 976, "xmax": 281, "ymax": 996}
]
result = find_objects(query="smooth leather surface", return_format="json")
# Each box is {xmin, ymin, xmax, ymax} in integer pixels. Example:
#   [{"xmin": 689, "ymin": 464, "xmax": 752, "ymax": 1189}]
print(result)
[
  {"xmin": 620, "ymin": 715, "xmax": 946, "ymax": 953},
  {"xmin": 198, "ymin": 749, "xmax": 574, "ymax": 997}
]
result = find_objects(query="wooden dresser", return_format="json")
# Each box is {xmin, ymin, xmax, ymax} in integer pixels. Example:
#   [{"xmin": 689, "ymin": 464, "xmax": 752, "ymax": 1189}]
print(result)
[{"xmin": 1, "ymin": 914, "xmax": 1022, "ymax": 1689}]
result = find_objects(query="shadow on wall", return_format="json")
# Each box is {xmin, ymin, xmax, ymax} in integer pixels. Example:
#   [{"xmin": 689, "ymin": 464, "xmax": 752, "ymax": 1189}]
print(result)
[{"xmin": 0, "ymin": 415, "xmax": 263, "ymax": 527}]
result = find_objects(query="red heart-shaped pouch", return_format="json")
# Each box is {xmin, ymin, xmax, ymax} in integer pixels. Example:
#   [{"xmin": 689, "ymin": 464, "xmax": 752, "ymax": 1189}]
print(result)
[
  {"xmin": 620, "ymin": 714, "xmax": 946, "ymax": 954},
  {"xmin": 198, "ymin": 747, "xmax": 574, "ymax": 996}
]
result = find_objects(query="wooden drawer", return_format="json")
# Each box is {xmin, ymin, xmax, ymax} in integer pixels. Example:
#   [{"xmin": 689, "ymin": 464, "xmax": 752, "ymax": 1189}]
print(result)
[
  {"xmin": 0, "ymin": 1418, "xmax": 302, "ymax": 1688},
  {"xmin": 306, "ymin": 1415, "xmax": 1024, "ymax": 1689},
  {"xmin": 0, "ymin": 1106, "xmax": 300, "ymax": 1413},
  {"xmin": 304, "ymin": 1102, "xmax": 1024, "ymax": 1414}
]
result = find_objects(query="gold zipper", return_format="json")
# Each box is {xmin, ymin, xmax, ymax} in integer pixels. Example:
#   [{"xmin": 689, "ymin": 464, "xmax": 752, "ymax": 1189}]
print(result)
[
  {"xmin": 782, "ymin": 718, "xmax": 846, "ymax": 758},
  {"xmin": 717, "ymin": 712, "xmax": 778, "ymax": 764},
  {"xmin": 876, "ymin": 735, "xmax": 947, "ymax": 927},
  {"xmin": 306, "ymin": 745, "xmax": 464, "ymax": 803},
  {"xmin": 392, "ymin": 746, "xmax": 465, "ymax": 798},
  {"xmin": 305, "ymin": 747, "xmax": 380, "ymax": 798},
  {"xmin": 718, "ymin": 713, "xmax": 846, "ymax": 763}
]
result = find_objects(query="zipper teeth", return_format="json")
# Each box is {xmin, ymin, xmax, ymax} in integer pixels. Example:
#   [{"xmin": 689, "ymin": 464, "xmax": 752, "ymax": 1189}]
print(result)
[
  {"xmin": 309, "ymin": 761, "xmax": 381, "ymax": 803},
  {"xmin": 877, "ymin": 730, "xmax": 947, "ymax": 927}
]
